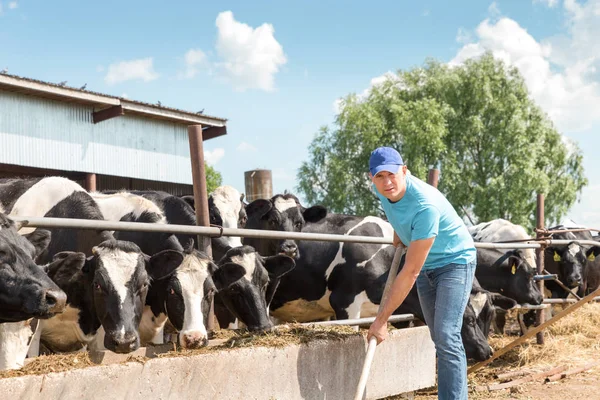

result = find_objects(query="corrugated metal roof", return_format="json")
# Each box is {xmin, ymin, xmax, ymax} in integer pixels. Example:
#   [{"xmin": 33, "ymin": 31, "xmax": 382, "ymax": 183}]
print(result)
[{"xmin": 0, "ymin": 72, "xmax": 228, "ymax": 129}]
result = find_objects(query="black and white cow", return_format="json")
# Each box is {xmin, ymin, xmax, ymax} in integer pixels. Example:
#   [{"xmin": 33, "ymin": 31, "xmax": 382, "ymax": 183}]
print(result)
[
  {"xmin": 0, "ymin": 177, "xmax": 114, "ymax": 263},
  {"xmin": 0, "ymin": 214, "xmax": 67, "ymax": 370},
  {"xmin": 245, "ymin": 196, "xmax": 514, "ymax": 360},
  {"xmin": 544, "ymin": 226, "xmax": 600, "ymax": 298},
  {"xmin": 100, "ymin": 189, "xmax": 292, "ymax": 337},
  {"xmin": 90, "ymin": 191, "xmax": 183, "ymax": 256},
  {"xmin": 468, "ymin": 219, "xmax": 544, "ymax": 306},
  {"xmin": 243, "ymin": 194, "xmax": 327, "ymax": 260},
  {"xmin": 30, "ymin": 240, "xmax": 181, "ymax": 354},
  {"xmin": 213, "ymin": 245, "xmax": 295, "ymax": 331}
]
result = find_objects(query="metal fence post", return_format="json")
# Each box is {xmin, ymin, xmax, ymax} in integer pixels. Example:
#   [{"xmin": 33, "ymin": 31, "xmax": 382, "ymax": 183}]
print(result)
[
  {"xmin": 535, "ymin": 193, "xmax": 545, "ymax": 345},
  {"xmin": 188, "ymin": 124, "xmax": 215, "ymax": 331}
]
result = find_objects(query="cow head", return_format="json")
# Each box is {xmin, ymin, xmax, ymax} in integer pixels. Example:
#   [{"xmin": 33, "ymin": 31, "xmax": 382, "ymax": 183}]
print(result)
[
  {"xmin": 462, "ymin": 287, "xmax": 517, "ymax": 361},
  {"xmin": 244, "ymin": 194, "xmax": 327, "ymax": 259},
  {"xmin": 158, "ymin": 246, "xmax": 235, "ymax": 349},
  {"xmin": 0, "ymin": 215, "xmax": 66, "ymax": 323},
  {"xmin": 477, "ymin": 249, "xmax": 543, "ymax": 305},
  {"xmin": 215, "ymin": 245, "xmax": 295, "ymax": 331},
  {"xmin": 546, "ymin": 242, "xmax": 600, "ymax": 289},
  {"xmin": 50, "ymin": 240, "xmax": 178, "ymax": 354}
]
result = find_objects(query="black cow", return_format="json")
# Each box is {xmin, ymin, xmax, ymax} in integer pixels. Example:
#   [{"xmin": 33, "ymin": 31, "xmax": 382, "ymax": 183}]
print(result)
[
  {"xmin": 0, "ymin": 214, "xmax": 66, "ymax": 323},
  {"xmin": 213, "ymin": 245, "xmax": 295, "ymax": 331},
  {"xmin": 468, "ymin": 219, "xmax": 544, "ymax": 305},
  {"xmin": 544, "ymin": 226, "xmax": 600, "ymax": 298}
]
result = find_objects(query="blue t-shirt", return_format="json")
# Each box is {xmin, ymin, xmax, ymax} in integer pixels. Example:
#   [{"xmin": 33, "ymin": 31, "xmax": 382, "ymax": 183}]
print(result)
[{"xmin": 375, "ymin": 174, "xmax": 476, "ymax": 270}]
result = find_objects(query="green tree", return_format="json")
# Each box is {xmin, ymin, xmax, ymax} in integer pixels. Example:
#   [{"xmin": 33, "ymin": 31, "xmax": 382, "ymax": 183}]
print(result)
[
  {"xmin": 297, "ymin": 53, "xmax": 587, "ymax": 229},
  {"xmin": 205, "ymin": 163, "xmax": 223, "ymax": 194}
]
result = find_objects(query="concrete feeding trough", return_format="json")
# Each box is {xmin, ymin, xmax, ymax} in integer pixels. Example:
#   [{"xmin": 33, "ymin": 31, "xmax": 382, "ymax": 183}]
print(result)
[{"xmin": 0, "ymin": 326, "xmax": 435, "ymax": 400}]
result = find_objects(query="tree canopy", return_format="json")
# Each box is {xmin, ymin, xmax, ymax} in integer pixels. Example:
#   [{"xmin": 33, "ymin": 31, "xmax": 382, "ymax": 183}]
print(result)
[
  {"xmin": 297, "ymin": 53, "xmax": 587, "ymax": 229},
  {"xmin": 206, "ymin": 163, "xmax": 223, "ymax": 194}
]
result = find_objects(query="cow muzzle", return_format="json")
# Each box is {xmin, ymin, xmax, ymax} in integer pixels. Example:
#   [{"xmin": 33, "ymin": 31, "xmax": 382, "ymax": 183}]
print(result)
[
  {"xmin": 109, "ymin": 333, "xmax": 139, "ymax": 354},
  {"xmin": 44, "ymin": 289, "xmax": 67, "ymax": 315},
  {"xmin": 180, "ymin": 331, "xmax": 209, "ymax": 349},
  {"xmin": 280, "ymin": 241, "xmax": 298, "ymax": 259}
]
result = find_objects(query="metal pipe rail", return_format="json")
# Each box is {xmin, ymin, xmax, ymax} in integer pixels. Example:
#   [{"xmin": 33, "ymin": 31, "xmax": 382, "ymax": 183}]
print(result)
[
  {"xmin": 300, "ymin": 314, "xmax": 415, "ymax": 328},
  {"xmin": 9, "ymin": 216, "xmax": 600, "ymax": 248},
  {"xmin": 543, "ymin": 296, "xmax": 600, "ymax": 304}
]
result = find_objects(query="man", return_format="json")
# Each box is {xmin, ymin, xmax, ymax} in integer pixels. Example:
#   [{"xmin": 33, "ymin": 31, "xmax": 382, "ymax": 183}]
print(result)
[{"xmin": 366, "ymin": 147, "xmax": 477, "ymax": 400}]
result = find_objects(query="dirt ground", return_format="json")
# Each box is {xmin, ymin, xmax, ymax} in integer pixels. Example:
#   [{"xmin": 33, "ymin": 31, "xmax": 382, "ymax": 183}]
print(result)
[{"xmin": 404, "ymin": 303, "xmax": 600, "ymax": 400}]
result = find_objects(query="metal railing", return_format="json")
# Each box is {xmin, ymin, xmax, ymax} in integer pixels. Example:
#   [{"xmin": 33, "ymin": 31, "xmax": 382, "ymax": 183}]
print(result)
[{"xmin": 9, "ymin": 216, "xmax": 600, "ymax": 248}]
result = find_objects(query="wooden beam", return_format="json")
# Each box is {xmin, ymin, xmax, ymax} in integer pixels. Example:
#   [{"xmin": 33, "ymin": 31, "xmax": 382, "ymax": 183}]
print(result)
[
  {"xmin": 468, "ymin": 285, "xmax": 600, "ymax": 374},
  {"xmin": 202, "ymin": 125, "xmax": 227, "ymax": 140},
  {"xmin": 93, "ymin": 105, "xmax": 124, "ymax": 124}
]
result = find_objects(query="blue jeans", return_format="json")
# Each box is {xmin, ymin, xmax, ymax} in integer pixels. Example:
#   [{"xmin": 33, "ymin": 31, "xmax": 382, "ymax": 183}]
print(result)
[{"xmin": 416, "ymin": 260, "xmax": 476, "ymax": 400}]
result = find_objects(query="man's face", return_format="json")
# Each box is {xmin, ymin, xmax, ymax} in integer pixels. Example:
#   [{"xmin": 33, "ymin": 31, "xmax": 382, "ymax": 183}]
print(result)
[{"xmin": 370, "ymin": 166, "xmax": 407, "ymax": 201}]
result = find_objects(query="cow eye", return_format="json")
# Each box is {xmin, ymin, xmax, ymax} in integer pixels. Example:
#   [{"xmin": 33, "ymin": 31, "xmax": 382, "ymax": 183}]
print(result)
[
  {"xmin": 169, "ymin": 288, "xmax": 175, "ymax": 296},
  {"xmin": 295, "ymin": 222, "xmax": 302, "ymax": 230},
  {"xmin": 94, "ymin": 282, "xmax": 103, "ymax": 293},
  {"xmin": 137, "ymin": 283, "xmax": 148, "ymax": 294},
  {"xmin": 269, "ymin": 220, "xmax": 278, "ymax": 228}
]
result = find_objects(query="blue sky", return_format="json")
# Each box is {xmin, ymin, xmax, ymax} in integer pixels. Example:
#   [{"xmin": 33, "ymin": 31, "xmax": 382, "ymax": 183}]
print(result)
[{"xmin": 1, "ymin": 0, "xmax": 599, "ymax": 227}]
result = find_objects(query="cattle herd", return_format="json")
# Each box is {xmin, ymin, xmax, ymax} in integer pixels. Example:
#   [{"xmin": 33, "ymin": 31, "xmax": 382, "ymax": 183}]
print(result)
[{"xmin": 1, "ymin": 176, "xmax": 600, "ymax": 372}]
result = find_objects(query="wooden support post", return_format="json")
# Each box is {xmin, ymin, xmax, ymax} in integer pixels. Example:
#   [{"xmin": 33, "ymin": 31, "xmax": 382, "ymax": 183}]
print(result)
[
  {"xmin": 467, "ymin": 285, "xmax": 600, "ymax": 374},
  {"xmin": 85, "ymin": 173, "xmax": 97, "ymax": 192},
  {"xmin": 427, "ymin": 168, "xmax": 440, "ymax": 188},
  {"xmin": 536, "ymin": 193, "xmax": 545, "ymax": 344},
  {"xmin": 187, "ymin": 125, "xmax": 214, "ymax": 331}
]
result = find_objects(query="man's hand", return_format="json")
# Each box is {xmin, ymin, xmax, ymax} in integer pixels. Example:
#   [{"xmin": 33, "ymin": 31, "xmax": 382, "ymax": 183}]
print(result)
[
  {"xmin": 367, "ymin": 319, "xmax": 388, "ymax": 345},
  {"xmin": 393, "ymin": 231, "xmax": 404, "ymax": 249}
]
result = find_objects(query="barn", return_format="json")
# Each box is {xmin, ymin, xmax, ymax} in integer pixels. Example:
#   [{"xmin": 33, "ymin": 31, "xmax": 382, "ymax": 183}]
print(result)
[{"xmin": 0, "ymin": 73, "xmax": 227, "ymax": 194}]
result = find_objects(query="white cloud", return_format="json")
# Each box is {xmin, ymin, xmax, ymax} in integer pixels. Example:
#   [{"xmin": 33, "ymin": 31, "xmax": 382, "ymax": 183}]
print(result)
[
  {"xmin": 422, "ymin": 9, "xmax": 431, "ymax": 17},
  {"xmin": 534, "ymin": 0, "xmax": 559, "ymax": 7},
  {"xmin": 272, "ymin": 167, "xmax": 294, "ymax": 181},
  {"xmin": 8, "ymin": 2, "xmax": 17, "ymax": 9},
  {"xmin": 449, "ymin": 11, "xmax": 600, "ymax": 133},
  {"xmin": 204, "ymin": 148, "xmax": 225, "ymax": 165},
  {"xmin": 236, "ymin": 141, "xmax": 257, "ymax": 152},
  {"xmin": 121, "ymin": 93, "xmax": 128, "ymax": 99},
  {"xmin": 214, "ymin": 11, "xmax": 287, "ymax": 92},
  {"xmin": 104, "ymin": 58, "xmax": 159, "ymax": 85},
  {"xmin": 96, "ymin": 65, "xmax": 105, "ymax": 73},
  {"xmin": 182, "ymin": 49, "xmax": 207, "ymax": 79},
  {"xmin": 567, "ymin": 184, "xmax": 600, "ymax": 230}
]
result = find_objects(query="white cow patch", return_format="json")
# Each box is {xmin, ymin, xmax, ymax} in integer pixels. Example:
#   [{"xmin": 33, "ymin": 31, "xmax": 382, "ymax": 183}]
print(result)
[
  {"xmin": 470, "ymin": 292, "xmax": 488, "ymax": 318},
  {"xmin": 274, "ymin": 197, "xmax": 297, "ymax": 213},
  {"xmin": 90, "ymin": 192, "xmax": 167, "ymax": 224},
  {"xmin": 325, "ymin": 216, "xmax": 393, "ymax": 280},
  {"xmin": 211, "ymin": 185, "xmax": 243, "ymax": 247},
  {"xmin": 177, "ymin": 253, "xmax": 211, "ymax": 347},
  {"xmin": 469, "ymin": 219, "xmax": 537, "ymax": 268},
  {"xmin": 568, "ymin": 243, "xmax": 581, "ymax": 258},
  {"xmin": 138, "ymin": 307, "xmax": 168, "ymax": 345},
  {"xmin": 10, "ymin": 177, "xmax": 86, "ymax": 234},
  {"xmin": 230, "ymin": 252, "xmax": 257, "ymax": 282},
  {"xmin": 94, "ymin": 247, "xmax": 140, "ymax": 311},
  {"xmin": 0, "ymin": 320, "xmax": 34, "ymax": 370}
]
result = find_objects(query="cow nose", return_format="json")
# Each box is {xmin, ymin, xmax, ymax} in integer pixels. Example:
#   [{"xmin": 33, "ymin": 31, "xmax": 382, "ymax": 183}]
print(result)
[
  {"xmin": 45, "ymin": 289, "xmax": 67, "ymax": 314},
  {"xmin": 113, "ymin": 334, "xmax": 138, "ymax": 353},
  {"xmin": 181, "ymin": 332, "xmax": 209, "ymax": 349},
  {"xmin": 280, "ymin": 241, "xmax": 298, "ymax": 257}
]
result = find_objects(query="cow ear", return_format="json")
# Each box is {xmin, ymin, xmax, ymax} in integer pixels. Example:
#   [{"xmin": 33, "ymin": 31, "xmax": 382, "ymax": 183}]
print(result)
[
  {"xmin": 147, "ymin": 250, "xmax": 184, "ymax": 281},
  {"xmin": 46, "ymin": 251, "xmax": 86, "ymax": 277},
  {"xmin": 212, "ymin": 263, "xmax": 245, "ymax": 291},
  {"xmin": 586, "ymin": 246, "xmax": 600, "ymax": 262},
  {"xmin": 246, "ymin": 199, "xmax": 273, "ymax": 220},
  {"xmin": 302, "ymin": 205, "xmax": 327, "ymax": 223},
  {"xmin": 489, "ymin": 293, "xmax": 518, "ymax": 310},
  {"xmin": 181, "ymin": 195, "xmax": 195, "ymax": 210},
  {"xmin": 23, "ymin": 229, "xmax": 52, "ymax": 259},
  {"xmin": 263, "ymin": 254, "xmax": 296, "ymax": 278}
]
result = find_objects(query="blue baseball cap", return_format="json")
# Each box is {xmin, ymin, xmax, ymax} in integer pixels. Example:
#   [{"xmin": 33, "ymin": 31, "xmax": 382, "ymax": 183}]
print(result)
[{"xmin": 369, "ymin": 147, "xmax": 404, "ymax": 175}]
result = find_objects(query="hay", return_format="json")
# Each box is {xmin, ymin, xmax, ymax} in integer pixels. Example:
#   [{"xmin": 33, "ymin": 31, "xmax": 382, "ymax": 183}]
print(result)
[
  {"xmin": 0, "ymin": 352, "xmax": 94, "ymax": 379},
  {"xmin": 158, "ymin": 324, "xmax": 360, "ymax": 359},
  {"xmin": 469, "ymin": 303, "xmax": 600, "ymax": 386}
]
